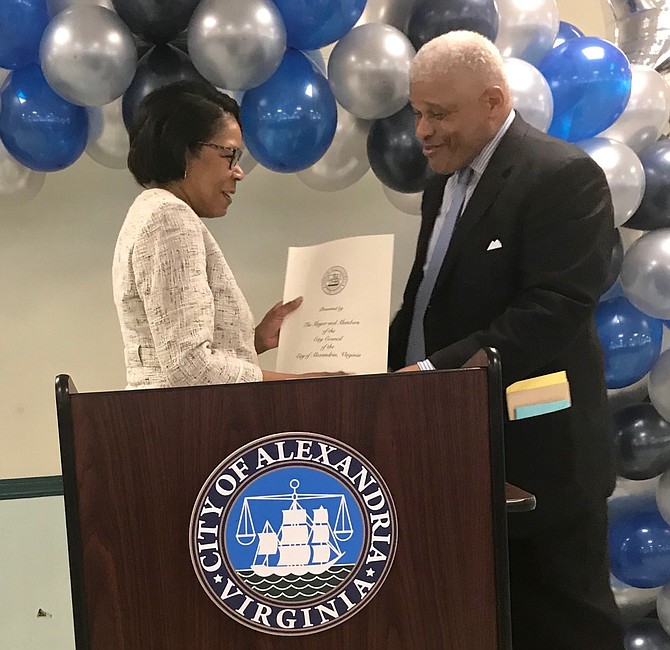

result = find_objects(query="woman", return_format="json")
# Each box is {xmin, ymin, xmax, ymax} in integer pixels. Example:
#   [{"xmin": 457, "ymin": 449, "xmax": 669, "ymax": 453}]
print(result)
[{"xmin": 113, "ymin": 81, "xmax": 302, "ymax": 388}]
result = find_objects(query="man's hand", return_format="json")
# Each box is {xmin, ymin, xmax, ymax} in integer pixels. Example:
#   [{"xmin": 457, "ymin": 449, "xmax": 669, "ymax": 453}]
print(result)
[
  {"xmin": 397, "ymin": 364, "xmax": 420, "ymax": 372},
  {"xmin": 255, "ymin": 297, "xmax": 303, "ymax": 354}
]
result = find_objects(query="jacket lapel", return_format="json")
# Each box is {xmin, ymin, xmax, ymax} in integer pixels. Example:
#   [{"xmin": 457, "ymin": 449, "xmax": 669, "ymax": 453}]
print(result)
[{"xmin": 432, "ymin": 115, "xmax": 528, "ymax": 291}]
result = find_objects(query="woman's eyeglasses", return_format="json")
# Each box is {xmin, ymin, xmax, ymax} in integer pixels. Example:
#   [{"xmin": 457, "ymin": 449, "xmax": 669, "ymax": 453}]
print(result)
[{"xmin": 197, "ymin": 142, "xmax": 243, "ymax": 169}]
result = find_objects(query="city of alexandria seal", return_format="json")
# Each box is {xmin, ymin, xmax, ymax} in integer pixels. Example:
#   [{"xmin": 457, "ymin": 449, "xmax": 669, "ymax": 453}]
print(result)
[{"xmin": 189, "ymin": 432, "xmax": 398, "ymax": 635}]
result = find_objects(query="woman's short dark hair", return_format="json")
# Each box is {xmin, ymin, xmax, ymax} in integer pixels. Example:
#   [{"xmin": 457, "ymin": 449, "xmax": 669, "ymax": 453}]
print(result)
[{"xmin": 127, "ymin": 81, "xmax": 241, "ymax": 187}]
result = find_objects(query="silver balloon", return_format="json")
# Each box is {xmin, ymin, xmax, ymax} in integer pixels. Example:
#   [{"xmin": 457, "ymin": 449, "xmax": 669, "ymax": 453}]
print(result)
[
  {"xmin": 495, "ymin": 0, "xmax": 560, "ymax": 66},
  {"xmin": 611, "ymin": 574, "xmax": 662, "ymax": 624},
  {"xmin": 40, "ymin": 6, "xmax": 137, "ymax": 106},
  {"xmin": 187, "ymin": 0, "xmax": 286, "ymax": 91},
  {"xmin": 621, "ymin": 229, "xmax": 670, "ymax": 319},
  {"xmin": 382, "ymin": 183, "xmax": 422, "ymax": 215},
  {"xmin": 604, "ymin": 0, "xmax": 670, "ymax": 72},
  {"xmin": 328, "ymin": 23, "xmax": 415, "ymax": 120},
  {"xmin": 47, "ymin": 0, "xmax": 114, "ymax": 17},
  {"xmin": 0, "ymin": 140, "xmax": 46, "ymax": 205},
  {"xmin": 577, "ymin": 137, "xmax": 646, "ymax": 227},
  {"xmin": 503, "ymin": 57, "xmax": 553, "ymax": 133},
  {"xmin": 650, "ymin": 349, "xmax": 670, "ymax": 424},
  {"xmin": 86, "ymin": 98, "xmax": 128, "ymax": 169},
  {"xmin": 354, "ymin": 0, "xmax": 415, "ymax": 31},
  {"xmin": 599, "ymin": 64, "xmax": 670, "ymax": 153},
  {"xmin": 297, "ymin": 104, "xmax": 370, "ymax": 192}
]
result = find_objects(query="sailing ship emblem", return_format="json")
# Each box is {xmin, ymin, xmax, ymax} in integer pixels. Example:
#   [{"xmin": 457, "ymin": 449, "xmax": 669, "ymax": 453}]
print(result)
[
  {"xmin": 189, "ymin": 432, "xmax": 398, "ymax": 636},
  {"xmin": 239, "ymin": 478, "xmax": 352, "ymax": 579}
]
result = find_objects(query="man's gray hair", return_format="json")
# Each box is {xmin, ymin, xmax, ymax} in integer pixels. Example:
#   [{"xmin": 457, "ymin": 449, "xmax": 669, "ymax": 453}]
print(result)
[{"xmin": 410, "ymin": 30, "xmax": 509, "ymax": 93}]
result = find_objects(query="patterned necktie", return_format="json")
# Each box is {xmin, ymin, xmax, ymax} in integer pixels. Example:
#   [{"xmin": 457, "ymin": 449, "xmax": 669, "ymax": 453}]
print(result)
[{"xmin": 405, "ymin": 166, "xmax": 473, "ymax": 365}]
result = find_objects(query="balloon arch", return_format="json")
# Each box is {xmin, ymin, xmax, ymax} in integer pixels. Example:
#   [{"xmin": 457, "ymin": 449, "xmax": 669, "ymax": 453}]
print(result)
[{"xmin": 4, "ymin": 0, "xmax": 670, "ymax": 642}]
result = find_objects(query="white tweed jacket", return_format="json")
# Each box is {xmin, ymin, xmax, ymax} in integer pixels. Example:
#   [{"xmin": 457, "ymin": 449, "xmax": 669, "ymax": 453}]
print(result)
[{"xmin": 112, "ymin": 188, "xmax": 263, "ymax": 389}]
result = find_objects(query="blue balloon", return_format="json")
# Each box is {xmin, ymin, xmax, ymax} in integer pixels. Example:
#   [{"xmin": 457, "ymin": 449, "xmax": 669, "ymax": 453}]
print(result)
[
  {"xmin": 0, "ymin": 0, "xmax": 49, "ymax": 69},
  {"xmin": 609, "ymin": 505, "xmax": 670, "ymax": 588},
  {"xmin": 407, "ymin": 0, "xmax": 499, "ymax": 51},
  {"xmin": 553, "ymin": 21, "xmax": 584, "ymax": 49},
  {"xmin": 0, "ymin": 64, "xmax": 88, "ymax": 172},
  {"xmin": 624, "ymin": 139, "xmax": 670, "ymax": 230},
  {"xmin": 241, "ymin": 49, "xmax": 337, "ymax": 174},
  {"xmin": 539, "ymin": 37, "xmax": 631, "ymax": 142},
  {"xmin": 272, "ymin": 0, "xmax": 366, "ymax": 51},
  {"xmin": 596, "ymin": 296, "xmax": 663, "ymax": 389}
]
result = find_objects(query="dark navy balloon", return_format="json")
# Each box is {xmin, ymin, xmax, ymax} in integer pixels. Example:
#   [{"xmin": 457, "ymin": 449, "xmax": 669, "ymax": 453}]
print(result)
[
  {"xmin": 539, "ymin": 37, "xmax": 631, "ymax": 142},
  {"xmin": 0, "ymin": 64, "xmax": 88, "ymax": 172},
  {"xmin": 122, "ymin": 45, "xmax": 207, "ymax": 131},
  {"xmin": 112, "ymin": 0, "xmax": 200, "ymax": 44},
  {"xmin": 367, "ymin": 103, "xmax": 437, "ymax": 194},
  {"xmin": 624, "ymin": 620, "xmax": 670, "ymax": 650},
  {"xmin": 272, "ymin": 0, "xmax": 366, "ymax": 50},
  {"xmin": 0, "ymin": 0, "xmax": 49, "ymax": 69},
  {"xmin": 553, "ymin": 20, "xmax": 584, "ymax": 49},
  {"xmin": 596, "ymin": 296, "xmax": 663, "ymax": 389},
  {"xmin": 407, "ymin": 0, "xmax": 499, "ymax": 51},
  {"xmin": 612, "ymin": 403, "xmax": 670, "ymax": 480},
  {"xmin": 624, "ymin": 139, "xmax": 670, "ymax": 230},
  {"xmin": 602, "ymin": 228, "xmax": 624, "ymax": 295},
  {"xmin": 241, "ymin": 49, "xmax": 337, "ymax": 173},
  {"xmin": 609, "ymin": 505, "xmax": 670, "ymax": 588}
]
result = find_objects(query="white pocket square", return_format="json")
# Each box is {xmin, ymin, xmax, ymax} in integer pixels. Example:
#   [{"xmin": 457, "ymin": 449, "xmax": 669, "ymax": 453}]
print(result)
[{"xmin": 486, "ymin": 239, "xmax": 502, "ymax": 251}]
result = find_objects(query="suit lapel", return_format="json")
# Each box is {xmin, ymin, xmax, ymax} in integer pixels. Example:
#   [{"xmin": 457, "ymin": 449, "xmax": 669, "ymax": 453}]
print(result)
[{"xmin": 432, "ymin": 116, "xmax": 529, "ymax": 291}]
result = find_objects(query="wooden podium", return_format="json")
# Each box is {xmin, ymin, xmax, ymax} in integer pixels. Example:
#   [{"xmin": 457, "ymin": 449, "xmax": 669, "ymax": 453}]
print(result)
[{"xmin": 56, "ymin": 349, "xmax": 512, "ymax": 649}]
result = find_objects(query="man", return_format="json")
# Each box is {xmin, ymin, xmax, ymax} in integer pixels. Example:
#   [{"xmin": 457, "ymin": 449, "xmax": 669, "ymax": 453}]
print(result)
[{"xmin": 388, "ymin": 31, "xmax": 623, "ymax": 649}]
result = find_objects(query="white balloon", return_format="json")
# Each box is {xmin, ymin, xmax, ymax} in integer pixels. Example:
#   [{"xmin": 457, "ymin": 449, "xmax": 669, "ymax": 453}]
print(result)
[
  {"xmin": 382, "ymin": 183, "xmax": 422, "ymax": 216},
  {"xmin": 577, "ymin": 137, "xmax": 646, "ymax": 227},
  {"xmin": 659, "ymin": 583, "xmax": 670, "ymax": 637},
  {"xmin": 656, "ymin": 469, "xmax": 670, "ymax": 527},
  {"xmin": 86, "ymin": 98, "xmax": 129, "ymax": 169},
  {"xmin": 239, "ymin": 148, "xmax": 258, "ymax": 176},
  {"xmin": 0, "ymin": 140, "xmax": 46, "ymax": 205},
  {"xmin": 354, "ymin": 0, "xmax": 414, "ymax": 31},
  {"xmin": 297, "ymin": 104, "xmax": 370, "ymax": 192},
  {"xmin": 650, "ymin": 349, "xmax": 670, "ymax": 424},
  {"xmin": 47, "ymin": 0, "xmax": 114, "ymax": 17},
  {"xmin": 611, "ymin": 574, "xmax": 662, "ymax": 623},
  {"xmin": 495, "ymin": 0, "xmax": 560, "ymax": 66},
  {"xmin": 503, "ymin": 57, "xmax": 553, "ymax": 132},
  {"xmin": 599, "ymin": 65, "xmax": 670, "ymax": 153}
]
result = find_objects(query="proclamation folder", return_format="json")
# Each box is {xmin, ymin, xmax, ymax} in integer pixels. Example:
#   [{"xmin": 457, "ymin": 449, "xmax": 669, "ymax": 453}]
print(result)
[{"xmin": 56, "ymin": 348, "xmax": 512, "ymax": 649}]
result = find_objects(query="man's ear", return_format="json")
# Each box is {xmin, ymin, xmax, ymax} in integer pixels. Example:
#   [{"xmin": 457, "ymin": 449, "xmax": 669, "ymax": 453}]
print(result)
[{"xmin": 483, "ymin": 86, "xmax": 506, "ymax": 116}]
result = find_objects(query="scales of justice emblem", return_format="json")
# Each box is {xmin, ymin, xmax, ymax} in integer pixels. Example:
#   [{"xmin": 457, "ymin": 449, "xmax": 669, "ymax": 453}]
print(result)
[
  {"xmin": 189, "ymin": 432, "xmax": 398, "ymax": 636},
  {"xmin": 238, "ymin": 477, "xmax": 353, "ymax": 579}
]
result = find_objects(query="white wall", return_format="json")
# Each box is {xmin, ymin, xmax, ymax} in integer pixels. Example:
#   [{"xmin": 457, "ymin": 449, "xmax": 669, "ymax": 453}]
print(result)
[{"xmin": 0, "ymin": 0, "xmax": 608, "ymax": 480}]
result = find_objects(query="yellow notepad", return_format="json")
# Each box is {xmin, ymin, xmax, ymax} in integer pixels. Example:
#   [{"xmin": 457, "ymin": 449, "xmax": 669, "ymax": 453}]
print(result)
[{"xmin": 505, "ymin": 372, "xmax": 571, "ymax": 420}]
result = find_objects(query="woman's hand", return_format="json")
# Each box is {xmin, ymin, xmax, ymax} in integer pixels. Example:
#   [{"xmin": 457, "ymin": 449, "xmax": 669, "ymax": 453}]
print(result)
[{"xmin": 255, "ymin": 297, "xmax": 303, "ymax": 354}]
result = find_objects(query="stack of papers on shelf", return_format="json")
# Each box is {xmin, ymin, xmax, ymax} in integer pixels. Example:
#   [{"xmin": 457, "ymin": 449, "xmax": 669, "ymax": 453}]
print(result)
[{"xmin": 505, "ymin": 371, "xmax": 571, "ymax": 420}]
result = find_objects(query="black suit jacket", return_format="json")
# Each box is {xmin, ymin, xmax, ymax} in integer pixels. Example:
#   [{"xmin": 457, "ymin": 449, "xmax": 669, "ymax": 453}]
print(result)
[{"xmin": 389, "ymin": 116, "xmax": 616, "ymax": 536}]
